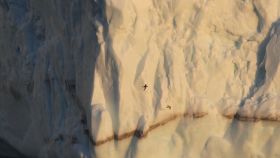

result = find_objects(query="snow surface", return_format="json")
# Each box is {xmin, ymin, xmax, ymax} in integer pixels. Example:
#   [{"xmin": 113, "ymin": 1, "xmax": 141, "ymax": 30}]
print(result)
[
  {"xmin": 95, "ymin": 114, "xmax": 280, "ymax": 158},
  {"xmin": 0, "ymin": 0, "xmax": 280, "ymax": 157}
]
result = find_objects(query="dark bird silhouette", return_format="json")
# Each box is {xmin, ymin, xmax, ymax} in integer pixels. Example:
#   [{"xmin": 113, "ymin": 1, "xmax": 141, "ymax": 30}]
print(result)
[
  {"xmin": 166, "ymin": 105, "xmax": 171, "ymax": 110},
  {"xmin": 143, "ymin": 84, "xmax": 148, "ymax": 91}
]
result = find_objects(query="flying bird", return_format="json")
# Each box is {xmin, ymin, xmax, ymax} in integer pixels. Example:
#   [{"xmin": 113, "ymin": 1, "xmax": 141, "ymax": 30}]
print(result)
[
  {"xmin": 143, "ymin": 84, "xmax": 148, "ymax": 91},
  {"xmin": 166, "ymin": 105, "xmax": 171, "ymax": 110}
]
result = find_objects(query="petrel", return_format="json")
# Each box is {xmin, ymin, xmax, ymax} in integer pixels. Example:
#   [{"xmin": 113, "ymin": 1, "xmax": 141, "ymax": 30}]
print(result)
[
  {"xmin": 166, "ymin": 105, "xmax": 171, "ymax": 110},
  {"xmin": 143, "ymin": 84, "xmax": 148, "ymax": 91}
]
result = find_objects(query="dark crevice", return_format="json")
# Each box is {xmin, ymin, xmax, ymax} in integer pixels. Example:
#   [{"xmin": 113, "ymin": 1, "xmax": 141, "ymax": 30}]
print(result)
[
  {"xmin": 124, "ymin": 117, "xmax": 145, "ymax": 158},
  {"xmin": 95, "ymin": 0, "xmax": 121, "ymax": 145},
  {"xmin": 153, "ymin": 62, "xmax": 163, "ymax": 118},
  {"xmin": 253, "ymin": 2, "xmax": 265, "ymax": 33},
  {"xmin": 85, "ymin": 0, "xmax": 107, "ymax": 157}
]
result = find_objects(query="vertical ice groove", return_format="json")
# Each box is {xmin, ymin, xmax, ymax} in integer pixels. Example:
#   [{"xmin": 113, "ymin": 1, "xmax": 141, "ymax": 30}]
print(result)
[{"xmin": 253, "ymin": 1, "xmax": 265, "ymax": 33}]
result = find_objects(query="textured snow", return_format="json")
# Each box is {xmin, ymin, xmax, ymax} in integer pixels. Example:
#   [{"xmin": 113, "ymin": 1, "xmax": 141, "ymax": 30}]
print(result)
[
  {"xmin": 95, "ymin": 115, "xmax": 280, "ymax": 158},
  {"xmin": 0, "ymin": 0, "xmax": 280, "ymax": 157},
  {"xmin": 237, "ymin": 21, "xmax": 280, "ymax": 121}
]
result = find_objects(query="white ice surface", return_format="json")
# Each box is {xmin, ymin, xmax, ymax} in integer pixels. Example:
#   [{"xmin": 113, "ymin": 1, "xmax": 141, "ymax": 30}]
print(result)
[{"xmin": 1, "ymin": 0, "xmax": 280, "ymax": 157}]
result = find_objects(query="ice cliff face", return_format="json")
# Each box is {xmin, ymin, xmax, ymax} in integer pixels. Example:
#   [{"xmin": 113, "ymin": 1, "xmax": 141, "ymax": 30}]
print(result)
[{"xmin": 1, "ymin": 0, "xmax": 280, "ymax": 158}]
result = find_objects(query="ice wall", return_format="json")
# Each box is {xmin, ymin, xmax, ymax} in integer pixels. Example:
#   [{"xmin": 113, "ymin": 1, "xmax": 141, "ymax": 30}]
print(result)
[
  {"xmin": 94, "ymin": 0, "xmax": 280, "ymax": 140},
  {"xmin": 0, "ymin": 0, "xmax": 280, "ymax": 157}
]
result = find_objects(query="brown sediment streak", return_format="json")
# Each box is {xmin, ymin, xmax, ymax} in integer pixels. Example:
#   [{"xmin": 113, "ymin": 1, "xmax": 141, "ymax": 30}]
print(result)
[
  {"xmin": 222, "ymin": 112, "xmax": 280, "ymax": 122},
  {"xmin": 234, "ymin": 113, "xmax": 280, "ymax": 122},
  {"xmin": 90, "ymin": 112, "xmax": 207, "ymax": 146},
  {"xmin": 90, "ymin": 112, "xmax": 280, "ymax": 146}
]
